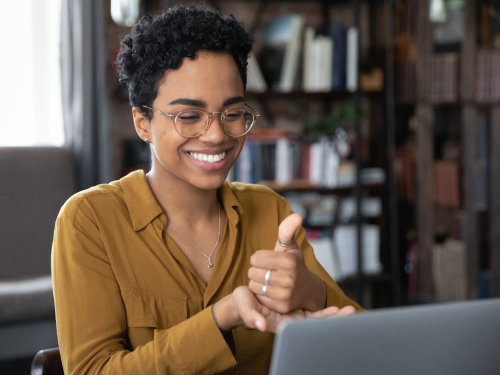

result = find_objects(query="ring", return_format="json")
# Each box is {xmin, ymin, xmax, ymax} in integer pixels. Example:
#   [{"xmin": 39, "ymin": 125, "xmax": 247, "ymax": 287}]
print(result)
[
  {"xmin": 265, "ymin": 269, "xmax": 272, "ymax": 284},
  {"xmin": 262, "ymin": 284, "xmax": 268, "ymax": 297},
  {"xmin": 278, "ymin": 237, "xmax": 296, "ymax": 248}
]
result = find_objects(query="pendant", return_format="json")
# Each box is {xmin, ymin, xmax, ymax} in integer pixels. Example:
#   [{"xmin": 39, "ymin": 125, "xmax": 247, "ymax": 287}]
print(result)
[{"xmin": 208, "ymin": 261, "xmax": 214, "ymax": 268}]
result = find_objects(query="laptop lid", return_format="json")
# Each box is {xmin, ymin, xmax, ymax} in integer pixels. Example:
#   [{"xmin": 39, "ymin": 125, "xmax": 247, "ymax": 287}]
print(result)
[{"xmin": 269, "ymin": 298, "xmax": 500, "ymax": 375}]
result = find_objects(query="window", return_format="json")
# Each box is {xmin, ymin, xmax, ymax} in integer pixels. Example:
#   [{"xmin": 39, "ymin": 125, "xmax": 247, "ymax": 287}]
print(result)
[{"xmin": 0, "ymin": 0, "xmax": 64, "ymax": 146}]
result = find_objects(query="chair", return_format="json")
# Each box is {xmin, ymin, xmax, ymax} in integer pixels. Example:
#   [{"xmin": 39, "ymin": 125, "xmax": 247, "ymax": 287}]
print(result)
[
  {"xmin": 31, "ymin": 347, "xmax": 64, "ymax": 375},
  {"xmin": 0, "ymin": 147, "xmax": 75, "ymax": 359}
]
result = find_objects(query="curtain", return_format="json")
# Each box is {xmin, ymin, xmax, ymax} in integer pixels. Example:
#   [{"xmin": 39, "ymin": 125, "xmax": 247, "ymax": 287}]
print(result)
[{"xmin": 61, "ymin": 0, "xmax": 113, "ymax": 190}]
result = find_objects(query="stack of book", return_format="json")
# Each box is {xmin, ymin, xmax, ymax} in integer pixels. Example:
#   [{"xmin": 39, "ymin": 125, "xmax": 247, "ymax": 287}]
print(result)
[
  {"xmin": 432, "ymin": 239, "xmax": 467, "ymax": 302},
  {"xmin": 308, "ymin": 224, "xmax": 383, "ymax": 282},
  {"xmin": 476, "ymin": 48, "xmax": 500, "ymax": 102},
  {"xmin": 426, "ymin": 54, "xmax": 459, "ymax": 103},
  {"xmin": 257, "ymin": 14, "xmax": 354, "ymax": 93},
  {"xmin": 302, "ymin": 24, "xmax": 350, "ymax": 92},
  {"xmin": 433, "ymin": 160, "xmax": 460, "ymax": 208},
  {"xmin": 229, "ymin": 132, "xmax": 341, "ymax": 188},
  {"xmin": 333, "ymin": 224, "xmax": 382, "ymax": 279},
  {"xmin": 228, "ymin": 130, "xmax": 383, "ymax": 189}
]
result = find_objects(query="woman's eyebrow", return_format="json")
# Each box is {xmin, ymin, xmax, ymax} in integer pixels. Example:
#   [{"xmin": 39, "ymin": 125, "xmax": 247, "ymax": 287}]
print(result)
[
  {"xmin": 169, "ymin": 98, "xmax": 206, "ymax": 107},
  {"xmin": 223, "ymin": 96, "xmax": 244, "ymax": 106},
  {"xmin": 169, "ymin": 96, "xmax": 244, "ymax": 108}
]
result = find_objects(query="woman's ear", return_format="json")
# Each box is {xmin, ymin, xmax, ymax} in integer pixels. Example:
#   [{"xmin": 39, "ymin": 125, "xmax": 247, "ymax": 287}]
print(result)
[{"xmin": 132, "ymin": 107, "xmax": 151, "ymax": 142}]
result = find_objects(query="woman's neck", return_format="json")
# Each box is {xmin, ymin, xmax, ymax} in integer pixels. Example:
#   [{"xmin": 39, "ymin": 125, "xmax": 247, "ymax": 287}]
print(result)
[{"xmin": 145, "ymin": 166, "xmax": 221, "ymax": 231}]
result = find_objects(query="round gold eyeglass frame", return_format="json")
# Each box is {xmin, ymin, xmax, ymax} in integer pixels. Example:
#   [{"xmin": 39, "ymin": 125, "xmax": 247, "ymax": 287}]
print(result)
[{"xmin": 142, "ymin": 104, "xmax": 260, "ymax": 138}]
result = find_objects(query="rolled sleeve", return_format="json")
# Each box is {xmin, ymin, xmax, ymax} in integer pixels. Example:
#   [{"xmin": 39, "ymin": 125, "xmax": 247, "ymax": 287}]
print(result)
[{"xmin": 156, "ymin": 307, "xmax": 237, "ymax": 374}]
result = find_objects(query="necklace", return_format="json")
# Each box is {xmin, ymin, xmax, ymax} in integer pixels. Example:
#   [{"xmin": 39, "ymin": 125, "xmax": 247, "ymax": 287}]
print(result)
[{"xmin": 168, "ymin": 200, "xmax": 221, "ymax": 268}]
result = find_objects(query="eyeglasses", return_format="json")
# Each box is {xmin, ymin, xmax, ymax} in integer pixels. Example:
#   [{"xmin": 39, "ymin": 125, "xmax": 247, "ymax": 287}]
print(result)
[{"xmin": 142, "ymin": 104, "xmax": 260, "ymax": 138}]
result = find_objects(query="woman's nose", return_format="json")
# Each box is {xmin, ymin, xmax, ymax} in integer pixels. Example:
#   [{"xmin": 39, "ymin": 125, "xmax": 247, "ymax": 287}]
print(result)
[{"xmin": 199, "ymin": 113, "xmax": 227, "ymax": 143}]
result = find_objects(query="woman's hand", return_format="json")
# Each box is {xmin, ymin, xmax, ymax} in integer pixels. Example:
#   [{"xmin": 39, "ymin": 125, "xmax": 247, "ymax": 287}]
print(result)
[
  {"xmin": 212, "ymin": 286, "xmax": 356, "ymax": 333},
  {"xmin": 247, "ymin": 213, "xmax": 327, "ymax": 314}
]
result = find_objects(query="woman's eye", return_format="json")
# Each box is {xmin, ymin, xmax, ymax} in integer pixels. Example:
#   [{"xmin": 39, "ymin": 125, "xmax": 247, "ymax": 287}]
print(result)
[
  {"xmin": 178, "ymin": 112, "xmax": 203, "ymax": 122},
  {"xmin": 225, "ymin": 111, "xmax": 243, "ymax": 121}
]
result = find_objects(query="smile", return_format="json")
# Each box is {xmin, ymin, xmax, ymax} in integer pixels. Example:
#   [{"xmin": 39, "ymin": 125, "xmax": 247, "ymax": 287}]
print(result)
[{"xmin": 189, "ymin": 151, "xmax": 227, "ymax": 163}]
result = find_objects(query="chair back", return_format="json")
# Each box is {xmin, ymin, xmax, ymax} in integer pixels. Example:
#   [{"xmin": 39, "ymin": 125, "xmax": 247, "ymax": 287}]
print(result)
[
  {"xmin": 31, "ymin": 347, "xmax": 64, "ymax": 375},
  {"xmin": 0, "ymin": 147, "xmax": 75, "ymax": 280}
]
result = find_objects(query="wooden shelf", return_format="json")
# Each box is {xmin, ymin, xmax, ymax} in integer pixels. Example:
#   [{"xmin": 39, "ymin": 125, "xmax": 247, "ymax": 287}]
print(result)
[
  {"xmin": 259, "ymin": 180, "xmax": 384, "ymax": 194},
  {"xmin": 245, "ymin": 89, "xmax": 383, "ymax": 100}
]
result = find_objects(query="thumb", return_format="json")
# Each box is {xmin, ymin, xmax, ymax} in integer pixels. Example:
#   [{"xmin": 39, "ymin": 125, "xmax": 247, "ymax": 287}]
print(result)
[{"xmin": 275, "ymin": 213, "xmax": 302, "ymax": 252}]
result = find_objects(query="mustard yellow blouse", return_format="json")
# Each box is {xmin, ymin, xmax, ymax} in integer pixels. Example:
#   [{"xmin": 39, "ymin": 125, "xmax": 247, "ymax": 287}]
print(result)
[{"xmin": 52, "ymin": 170, "xmax": 362, "ymax": 375}]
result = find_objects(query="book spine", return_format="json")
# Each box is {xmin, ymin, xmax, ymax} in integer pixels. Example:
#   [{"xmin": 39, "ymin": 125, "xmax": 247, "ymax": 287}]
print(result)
[
  {"xmin": 346, "ymin": 27, "xmax": 359, "ymax": 92},
  {"xmin": 303, "ymin": 27, "xmax": 315, "ymax": 93},
  {"xmin": 330, "ymin": 24, "xmax": 347, "ymax": 90},
  {"xmin": 280, "ymin": 15, "xmax": 304, "ymax": 92}
]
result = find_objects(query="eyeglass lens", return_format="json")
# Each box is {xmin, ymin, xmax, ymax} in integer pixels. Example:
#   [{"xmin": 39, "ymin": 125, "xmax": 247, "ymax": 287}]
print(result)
[{"xmin": 175, "ymin": 109, "xmax": 254, "ymax": 137}]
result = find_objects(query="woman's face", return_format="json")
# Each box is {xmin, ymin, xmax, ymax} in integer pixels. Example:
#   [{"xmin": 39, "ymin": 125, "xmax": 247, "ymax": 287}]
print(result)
[{"xmin": 139, "ymin": 51, "xmax": 246, "ymax": 191}]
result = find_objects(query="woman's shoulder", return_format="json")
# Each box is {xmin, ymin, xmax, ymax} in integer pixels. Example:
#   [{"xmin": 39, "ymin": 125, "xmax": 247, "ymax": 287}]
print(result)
[{"xmin": 57, "ymin": 179, "xmax": 125, "ymax": 220}]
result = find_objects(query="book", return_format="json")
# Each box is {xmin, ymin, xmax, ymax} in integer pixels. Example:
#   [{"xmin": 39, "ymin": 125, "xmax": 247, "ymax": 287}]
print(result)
[
  {"xmin": 333, "ymin": 224, "xmax": 382, "ymax": 278},
  {"xmin": 406, "ymin": 241, "xmax": 418, "ymax": 296},
  {"xmin": 302, "ymin": 31, "xmax": 333, "ymax": 92},
  {"xmin": 432, "ymin": 239, "xmax": 467, "ymax": 302},
  {"xmin": 433, "ymin": 0, "xmax": 464, "ymax": 53},
  {"xmin": 346, "ymin": 27, "xmax": 359, "ymax": 92},
  {"xmin": 259, "ymin": 14, "xmax": 304, "ymax": 92},
  {"xmin": 276, "ymin": 137, "xmax": 292, "ymax": 185},
  {"xmin": 426, "ymin": 54, "xmax": 458, "ymax": 103},
  {"xmin": 246, "ymin": 54, "xmax": 267, "ymax": 93},
  {"xmin": 473, "ymin": 113, "xmax": 490, "ymax": 211},
  {"xmin": 476, "ymin": 48, "xmax": 500, "ymax": 102},
  {"xmin": 433, "ymin": 160, "xmax": 460, "ymax": 208},
  {"xmin": 310, "ymin": 238, "xmax": 343, "ymax": 281},
  {"xmin": 329, "ymin": 24, "xmax": 347, "ymax": 90},
  {"xmin": 230, "ymin": 134, "xmax": 348, "ymax": 188}
]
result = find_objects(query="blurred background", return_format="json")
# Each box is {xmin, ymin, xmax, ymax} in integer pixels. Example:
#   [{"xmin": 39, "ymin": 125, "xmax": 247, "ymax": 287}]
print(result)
[{"xmin": 1, "ymin": 0, "xmax": 499, "ymax": 373}]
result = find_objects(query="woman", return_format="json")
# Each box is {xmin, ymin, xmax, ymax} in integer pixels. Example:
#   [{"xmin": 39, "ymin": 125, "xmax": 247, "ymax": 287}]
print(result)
[{"xmin": 52, "ymin": 6, "xmax": 363, "ymax": 375}]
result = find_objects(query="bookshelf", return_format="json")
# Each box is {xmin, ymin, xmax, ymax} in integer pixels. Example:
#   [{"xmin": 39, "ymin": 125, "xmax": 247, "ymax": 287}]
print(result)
[
  {"xmin": 391, "ymin": 0, "xmax": 500, "ymax": 302},
  {"xmin": 112, "ymin": 0, "xmax": 398, "ymax": 308}
]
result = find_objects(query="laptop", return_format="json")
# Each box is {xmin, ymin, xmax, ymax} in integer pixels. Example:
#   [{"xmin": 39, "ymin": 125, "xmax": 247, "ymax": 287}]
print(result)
[{"xmin": 269, "ymin": 298, "xmax": 500, "ymax": 375}]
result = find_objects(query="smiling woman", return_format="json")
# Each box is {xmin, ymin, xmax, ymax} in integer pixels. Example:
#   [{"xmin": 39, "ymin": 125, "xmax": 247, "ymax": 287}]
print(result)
[{"xmin": 51, "ymin": 6, "xmax": 362, "ymax": 375}]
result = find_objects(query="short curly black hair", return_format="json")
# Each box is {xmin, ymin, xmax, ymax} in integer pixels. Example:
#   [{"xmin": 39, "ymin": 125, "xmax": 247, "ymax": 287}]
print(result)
[{"xmin": 118, "ymin": 6, "xmax": 253, "ymax": 121}]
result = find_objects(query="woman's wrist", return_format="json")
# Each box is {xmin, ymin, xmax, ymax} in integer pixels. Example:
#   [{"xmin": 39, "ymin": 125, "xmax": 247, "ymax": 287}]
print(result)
[{"xmin": 212, "ymin": 293, "xmax": 242, "ymax": 331}]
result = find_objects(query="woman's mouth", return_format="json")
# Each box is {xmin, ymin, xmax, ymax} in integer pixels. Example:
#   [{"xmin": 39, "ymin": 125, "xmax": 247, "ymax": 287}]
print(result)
[
  {"xmin": 189, "ymin": 151, "xmax": 227, "ymax": 163},
  {"xmin": 186, "ymin": 148, "xmax": 233, "ymax": 172}
]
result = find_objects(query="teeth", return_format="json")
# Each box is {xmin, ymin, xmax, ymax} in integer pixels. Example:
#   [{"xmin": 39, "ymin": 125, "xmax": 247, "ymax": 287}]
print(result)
[{"xmin": 190, "ymin": 151, "xmax": 226, "ymax": 163}]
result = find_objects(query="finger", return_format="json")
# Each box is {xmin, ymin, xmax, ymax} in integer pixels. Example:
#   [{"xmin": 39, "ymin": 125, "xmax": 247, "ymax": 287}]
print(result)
[
  {"xmin": 248, "ymin": 280, "xmax": 290, "ymax": 300},
  {"xmin": 248, "ymin": 267, "xmax": 274, "ymax": 286},
  {"xmin": 248, "ymin": 267, "xmax": 294, "ymax": 288},
  {"xmin": 275, "ymin": 213, "xmax": 302, "ymax": 252},
  {"xmin": 242, "ymin": 309, "xmax": 267, "ymax": 331},
  {"xmin": 255, "ymin": 296, "xmax": 291, "ymax": 316},
  {"xmin": 336, "ymin": 305, "xmax": 356, "ymax": 316},
  {"xmin": 250, "ymin": 250, "xmax": 297, "ymax": 270},
  {"xmin": 235, "ymin": 291, "xmax": 268, "ymax": 331},
  {"xmin": 306, "ymin": 306, "xmax": 341, "ymax": 318}
]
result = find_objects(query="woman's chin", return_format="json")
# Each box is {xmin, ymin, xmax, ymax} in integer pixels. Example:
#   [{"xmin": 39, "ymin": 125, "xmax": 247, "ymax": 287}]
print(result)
[{"xmin": 188, "ymin": 174, "xmax": 229, "ymax": 191}]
